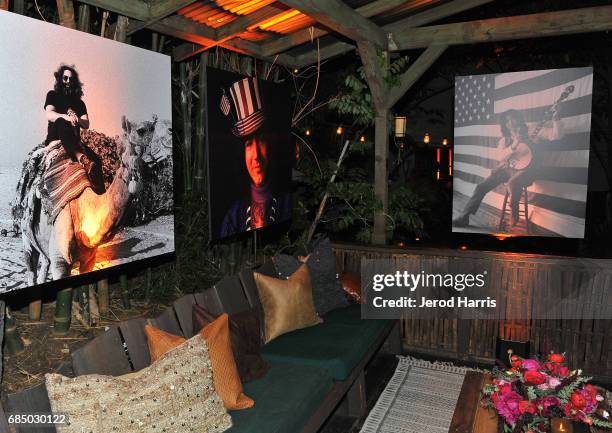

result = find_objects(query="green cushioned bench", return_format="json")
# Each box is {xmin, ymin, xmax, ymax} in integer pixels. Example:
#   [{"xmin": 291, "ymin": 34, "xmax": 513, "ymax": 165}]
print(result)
[
  {"xmin": 261, "ymin": 305, "xmax": 392, "ymax": 381},
  {"xmin": 227, "ymin": 362, "xmax": 333, "ymax": 433}
]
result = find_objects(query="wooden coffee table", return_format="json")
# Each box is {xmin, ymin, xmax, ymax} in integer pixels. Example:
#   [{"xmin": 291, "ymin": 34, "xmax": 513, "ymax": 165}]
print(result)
[{"xmin": 449, "ymin": 371, "xmax": 498, "ymax": 433}]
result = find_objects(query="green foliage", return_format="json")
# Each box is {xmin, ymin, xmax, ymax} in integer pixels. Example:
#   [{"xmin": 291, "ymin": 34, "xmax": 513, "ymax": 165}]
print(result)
[{"xmin": 329, "ymin": 55, "xmax": 409, "ymax": 126}]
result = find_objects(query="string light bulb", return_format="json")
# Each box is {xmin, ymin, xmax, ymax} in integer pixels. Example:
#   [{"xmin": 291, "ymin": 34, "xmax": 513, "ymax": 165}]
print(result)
[
  {"xmin": 360, "ymin": 135, "xmax": 366, "ymax": 143},
  {"xmin": 305, "ymin": 129, "xmax": 311, "ymax": 136},
  {"xmin": 336, "ymin": 126, "xmax": 343, "ymax": 135},
  {"xmin": 293, "ymin": 68, "xmax": 299, "ymax": 74},
  {"xmin": 423, "ymin": 133, "xmax": 430, "ymax": 144},
  {"xmin": 442, "ymin": 137, "xmax": 448, "ymax": 146}
]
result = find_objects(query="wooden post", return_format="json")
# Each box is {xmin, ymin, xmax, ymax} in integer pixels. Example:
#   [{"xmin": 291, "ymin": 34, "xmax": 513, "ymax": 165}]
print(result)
[
  {"xmin": 372, "ymin": 109, "xmax": 389, "ymax": 244},
  {"xmin": 55, "ymin": 0, "xmax": 76, "ymax": 29},
  {"xmin": 97, "ymin": 279, "xmax": 109, "ymax": 314},
  {"xmin": 28, "ymin": 287, "xmax": 43, "ymax": 321},
  {"xmin": 88, "ymin": 283, "xmax": 99, "ymax": 324},
  {"xmin": 0, "ymin": 0, "xmax": 8, "ymax": 11},
  {"xmin": 53, "ymin": 288, "xmax": 72, "ymax": 336},
  {"xmin": 4, "ymin": 306, "xmax": 24, "ymax": 355},
  {"xmin": 120, "ymin": 274, "xmax": 130, "ymax": 309}
]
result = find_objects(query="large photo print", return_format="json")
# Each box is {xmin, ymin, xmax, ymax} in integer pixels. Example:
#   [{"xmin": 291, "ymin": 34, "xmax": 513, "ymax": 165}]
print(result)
[
  {"xmin": 0, "ymin": 11, "xmax": 174, "ymax": 294},
  {"xmin": 452, "ymin": 67, "xmax": 593, "ymax": 238},
  {"xmin": 207, "ymin": 68, "xmax": 292, "ymax": 241}
]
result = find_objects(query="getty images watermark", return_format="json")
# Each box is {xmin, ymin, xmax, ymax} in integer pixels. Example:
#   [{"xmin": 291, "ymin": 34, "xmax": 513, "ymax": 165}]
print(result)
[{"xmin": 360, "ymin": 258, "xmax": 610, "ymax": 320}]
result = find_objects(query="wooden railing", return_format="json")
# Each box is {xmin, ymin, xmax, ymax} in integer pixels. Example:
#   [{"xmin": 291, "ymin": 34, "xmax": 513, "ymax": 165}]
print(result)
[{"xmin": 332, "ymin": 242, "xmax": 612, "ymax": 383}]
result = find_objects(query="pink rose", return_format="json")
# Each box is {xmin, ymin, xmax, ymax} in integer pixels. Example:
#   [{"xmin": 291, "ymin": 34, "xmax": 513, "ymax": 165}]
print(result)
[
  {"xmin": 522, "ymin": 359, "xmax": 541, "ymax": 370},
  {"xmin": 494, "ymin": 391, "xmax": 523, "ymax": 425}
]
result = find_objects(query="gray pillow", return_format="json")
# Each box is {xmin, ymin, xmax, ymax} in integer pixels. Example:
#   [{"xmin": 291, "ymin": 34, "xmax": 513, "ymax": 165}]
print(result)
[{"xmin": 275, "ymin": 238, "xmax": 349, "ymax": 315}]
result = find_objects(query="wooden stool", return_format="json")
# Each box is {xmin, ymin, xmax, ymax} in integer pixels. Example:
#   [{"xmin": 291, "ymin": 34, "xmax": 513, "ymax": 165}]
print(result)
[{"xmin": 499, "ymin": 185, "xmax": 530, "ymax": 233}]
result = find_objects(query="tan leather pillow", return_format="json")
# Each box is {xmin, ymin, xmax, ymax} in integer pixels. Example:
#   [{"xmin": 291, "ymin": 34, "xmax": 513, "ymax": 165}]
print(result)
[
  {"xmin": 145, "ymin": 314, "xmax": 254, "ymax": 410},
  {"xmin": 254, "ymin": 263, "xmax": 322, "ymax": 343}
]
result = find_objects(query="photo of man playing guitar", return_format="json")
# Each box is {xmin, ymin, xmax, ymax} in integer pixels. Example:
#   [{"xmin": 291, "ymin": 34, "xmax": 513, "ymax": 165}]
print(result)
[{"xmin": 453, "ymin": 99, "xmax": 564, "ymax": 229}]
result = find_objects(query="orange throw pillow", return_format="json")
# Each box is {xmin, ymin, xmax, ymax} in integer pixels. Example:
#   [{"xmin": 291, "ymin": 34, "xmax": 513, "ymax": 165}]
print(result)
[{"xmin": 144, "ymin": 314, "xmax": 254, "ymax": 410}]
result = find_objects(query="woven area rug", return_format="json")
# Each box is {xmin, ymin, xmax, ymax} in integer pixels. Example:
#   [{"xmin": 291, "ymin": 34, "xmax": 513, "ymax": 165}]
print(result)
[{"xmin": 359, "ymin": 357, "xmax": 476, "ymax": 433}]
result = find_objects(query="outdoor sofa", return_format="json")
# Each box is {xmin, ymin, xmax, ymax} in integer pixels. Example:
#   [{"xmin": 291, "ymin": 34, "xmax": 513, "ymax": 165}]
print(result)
[{"xmin": 0, "ymin": 261, "xmax": 400, "ymax": 433}]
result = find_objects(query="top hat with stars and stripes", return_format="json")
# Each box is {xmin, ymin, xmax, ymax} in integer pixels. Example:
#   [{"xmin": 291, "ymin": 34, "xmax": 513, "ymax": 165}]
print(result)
[{"xmin": 219, "ymin": 77, "xmax": 265, "ymax": 137}]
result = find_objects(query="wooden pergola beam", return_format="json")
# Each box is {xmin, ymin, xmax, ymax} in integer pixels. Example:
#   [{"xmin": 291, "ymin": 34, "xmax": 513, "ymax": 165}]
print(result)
[
  {"xmin": 386, "ymin": 44, "xmax": 447, "ymax": 108},
  {"xmin": 394, "ymin": 5, "xmax": 612, "ymax": 50},
  {"xmin": 77, "ymin": 0, "xmax": 149, "ymax": 21},
  {"xmin": 278, "ymin": 0, "xmax": 388, "ymax": 48},
  {"xmin": 147, "ymin": 14, "xmax": 217, "ymax": 45},
  {"xmin": 293, "ymin": 0, "xmax": 493, "ymax": 67},
  {"xmin": 127, "ymin": 0, "xmax": 196, "ymax": 36},
  {"xmin": 263, "ymin": 0, "xmax": 436, "ymax": 56}
]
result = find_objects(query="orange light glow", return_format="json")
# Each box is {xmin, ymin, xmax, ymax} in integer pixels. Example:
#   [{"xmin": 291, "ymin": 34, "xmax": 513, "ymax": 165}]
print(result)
[
  {"xmin": 436, "ymin": 148, "xmax": 441, "ymax": 163},
  {"xmin": 258, "ymin": 9, "xmax": 301, "ymax": 30},
  {"xmin": 493, "ymin": 233, "xmax": 513, "ymax": 240},
  {"xmin": 360, "ymin": 135, "xmax": 366, "ymax": 143},
  {"xmin": 436, "ymin": 169, "xmax": 440, "ymax": 181},
  {"xmin": 81, "ymin": 204, "xmax": 109, "ymax": 248},
  {"xmin": 423, "ymin": 133, "xmax": 430, "ymax": 144},
  {"xmin": 442, "ymin": 137, "xmax": 448, "ymax": 145},
  {"xmin": 459, "ymin": 245, "xmax": 468, "ymax": 251},
  {"xmin": 305, "ymin": 129, "xmax": 311, "ymax": 136},
  {"xmin": 336, "ymin": 126, "xmax": 343, "ymax": 135}
]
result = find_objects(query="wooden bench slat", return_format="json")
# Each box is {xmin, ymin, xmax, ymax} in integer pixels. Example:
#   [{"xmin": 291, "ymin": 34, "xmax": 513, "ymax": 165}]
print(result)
[
  {"xmin": 6, "ymin": 383, "xmax": 55, "ymax": 433},
  {"xmin": 147, "ymin": 306, "xmax": 182, "ymax": 337},
  {"xmin": 119, "ymin": 318, "xmax": 150, "ymax": 372},
  {"xmin": 194, "ymin": 289, "xmax": 224, "ymax": 316},
  {"xmin": 173, "ymin": 295, "xmax": 196, "ymax": 338},
  {"xmin": 238, "ymin": 269, "xmax": 260, "ymax": 310},
  {"xmin": 213, "ymin": 275, "xmax": 249, "ymax": 314},
  {"xmin": 71, "ymin": 326, "xmax": 131, "ymax": 376}
]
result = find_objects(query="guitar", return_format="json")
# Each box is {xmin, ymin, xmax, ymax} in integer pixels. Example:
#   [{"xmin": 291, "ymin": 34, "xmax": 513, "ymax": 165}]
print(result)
[{"xmin": 497, "ymin": 84, "xmax": 575, "ymax": 171}]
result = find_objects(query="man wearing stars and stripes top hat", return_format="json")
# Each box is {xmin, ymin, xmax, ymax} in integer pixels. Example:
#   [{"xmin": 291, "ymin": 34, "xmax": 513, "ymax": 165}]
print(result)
[{"xmin": 218, "ymin": 77, "xmax": 291, "ymax": 238}]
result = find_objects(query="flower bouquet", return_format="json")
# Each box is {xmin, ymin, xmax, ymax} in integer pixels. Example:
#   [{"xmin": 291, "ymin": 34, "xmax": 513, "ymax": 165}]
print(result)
[{"xmin": 481, "ymin": 353, "xmax": 612, "ymax": 433}]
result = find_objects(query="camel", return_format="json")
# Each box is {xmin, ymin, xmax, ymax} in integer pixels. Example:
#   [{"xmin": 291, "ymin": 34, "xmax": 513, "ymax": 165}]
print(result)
[{"xmin": 20, "ymin": 115, "xmax": 158, "ymax": 289}]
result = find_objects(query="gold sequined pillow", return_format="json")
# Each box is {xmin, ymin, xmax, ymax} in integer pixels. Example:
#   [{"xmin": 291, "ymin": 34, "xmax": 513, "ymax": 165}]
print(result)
[{"xmin": 45, "ymin": 334, "xmax": 232, "ymax": 433}]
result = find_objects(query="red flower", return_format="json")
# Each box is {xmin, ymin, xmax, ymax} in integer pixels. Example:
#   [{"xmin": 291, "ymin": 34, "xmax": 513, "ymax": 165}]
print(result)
[
  {"xmin": 548, "ymin": 353, "xmax": 566, "ymax": 363},
  {"xmin": 519, "ymin": 400, "xmax": 537, "ymax": 414},
  {"xmin": 583, "ymin": 384, "xmax": 599, "ymax": 401},
  {"xmin": 511, "ymin": 355, "xmax": 523, "ymax": 368},
  {"xmin": 570, "ymin": 391, "xmax": 587, "ymax": 410},
  {"xmin": 499, "ymin": 384, "xmax": 512, "ymax": 395},
  {"xmin": 524, "ymin": 370, "xmax": 547, "ymax": 386},
  {"xmin": 546, "ymin": 363, "xmax": 570, "ymax": 377}
]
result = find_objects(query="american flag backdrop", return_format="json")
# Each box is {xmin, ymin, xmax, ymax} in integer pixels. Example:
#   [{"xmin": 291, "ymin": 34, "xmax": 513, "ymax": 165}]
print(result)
[{"xmin": 452, "ymin": 67, "xmax": 593, "ymax": 238}]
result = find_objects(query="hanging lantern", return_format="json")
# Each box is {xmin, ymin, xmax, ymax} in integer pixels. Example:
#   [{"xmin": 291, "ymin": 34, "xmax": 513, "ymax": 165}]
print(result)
[
  {"xmin": 423, "ymin": 133, "xmax": 430, "ymax": 144},
  {"xmin": 336, "ymin": 125, "xmax": 343, "ymax": 135},
  {"xmin": 394, "ymin": 116, "xmax": 406, "ymax": 138},
  {"xmin": 442, "ymin": 137, "xmax": 448, "ymax": 146}
]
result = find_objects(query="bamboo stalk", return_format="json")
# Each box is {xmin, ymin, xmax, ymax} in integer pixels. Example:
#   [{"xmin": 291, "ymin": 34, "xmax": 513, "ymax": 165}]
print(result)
[
  {"xmin": 55, "ymin": 0, "xmax": 76, "ymax": 29},
  {"xmin": 145, "ymin": 268, "xmax": 152, "ymax": 302},
  {"xmin": 88, "ymin": 283, "xmax": 99, "ymax": 324},
  {"xmin": 97, "ymin": 279, "xmax": 109, "ymax": 314},
  {"xmin": 77, "ymin": 3, "xmax": 91, "ymax": 32},
  {"xmin": 4, "ymin": 306, "xmax": 25, "ymax": 355},
  {"xmin": 53, "ymin": 288, "xmax": 72, "ymax": 336},
  {"xmin": 194, "ymin": 53, "xmax": 208, "ymax": 192},
  {"xmin": 76, "ymin": 285, "xmax": 90, "ymax": 325},
  {"xmin": 179, "ymin": 62, "xmax": 193, "ymax": 192},
  {"xmin": 120, "ymin": 274, "xmax": 130, "ymax": 309}
]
